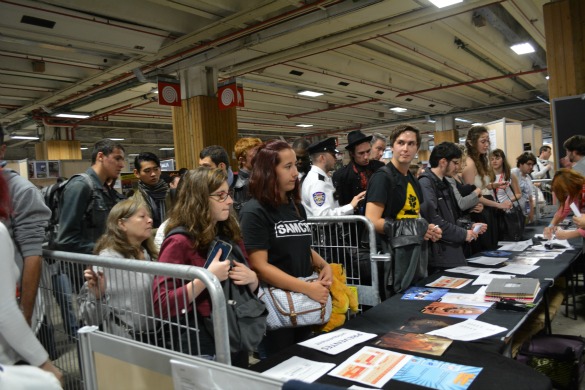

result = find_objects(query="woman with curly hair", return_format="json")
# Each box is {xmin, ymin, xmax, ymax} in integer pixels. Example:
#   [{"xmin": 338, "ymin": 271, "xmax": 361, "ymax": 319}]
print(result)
[
  {"xmin": 462, "ymin": 126, "xmax": 512, "ymax": 250},
  {"xmin": 239, "ymin": 140, "xmax": 332, "ymax": 356},
  {"xmin": 544, "ymin": 168, "xmax": 585, "ymax": 241},
  {"xmin": 78, "ymin": 196, "xmax": 159, "ymax": 342},
  {"xmin": 153, "ymin": 167, "xmax": 258, "ymax": 367}
]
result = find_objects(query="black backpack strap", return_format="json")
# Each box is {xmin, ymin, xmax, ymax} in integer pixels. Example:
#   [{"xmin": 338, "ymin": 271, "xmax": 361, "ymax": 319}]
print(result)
[{"xmin": 164, "ymin": 226, "xmax": 191, "ymax": 240}]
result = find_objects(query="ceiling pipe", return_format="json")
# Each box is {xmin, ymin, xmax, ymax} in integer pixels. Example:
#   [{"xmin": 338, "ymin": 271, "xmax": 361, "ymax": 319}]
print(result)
[
  {"xmin": 286, "ymin": 99, "xmax": 380, "ymax": 119},
  {"xmin": 396, "ymin": 68, "xmax": 547, "ymax": 97}
]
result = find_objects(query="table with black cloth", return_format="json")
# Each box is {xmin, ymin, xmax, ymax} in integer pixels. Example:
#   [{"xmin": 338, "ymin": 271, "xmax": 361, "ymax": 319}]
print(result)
[{"xmin": 251, "ymin": 240, "xmax": 584, "ymax": 390}]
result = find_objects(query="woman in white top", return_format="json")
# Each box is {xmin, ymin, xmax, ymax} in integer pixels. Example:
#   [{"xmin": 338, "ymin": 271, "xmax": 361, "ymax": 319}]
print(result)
[
  {"xmin": 490, "ymin": 149, "xmax": 522, "ymax": 206},
  {"xmin": 0, "ymin": 171, "xmax": 62, "ymax": 387},
  {"xmin": 78, "ymin": 196, "xmax": 159, "ymax": 343},
  {"xmin": 462, "ymin": 126, "xmax": 512, "ymax": 251}
]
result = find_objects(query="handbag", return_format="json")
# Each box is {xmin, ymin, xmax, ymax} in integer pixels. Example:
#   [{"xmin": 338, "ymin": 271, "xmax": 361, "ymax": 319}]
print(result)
[{"xmin": 258, "ymin": 272, "xmax": 332, "ymax": 330}]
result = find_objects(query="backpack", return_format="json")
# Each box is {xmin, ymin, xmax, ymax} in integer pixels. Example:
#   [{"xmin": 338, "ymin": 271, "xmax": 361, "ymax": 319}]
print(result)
[
  {"xmin": 165, "ymin": 227, "xmax": 267, "ymax": 353},
  {"xmin": 42, "ymin": 173, "xmax": 99, "ymax": 249}
]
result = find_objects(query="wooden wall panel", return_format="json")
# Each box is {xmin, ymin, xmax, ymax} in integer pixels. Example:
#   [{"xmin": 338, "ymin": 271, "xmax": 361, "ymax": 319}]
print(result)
[
  {"xmin": 433, "ymin": 129, "xmax": 458, "ymax": 144},
  {"xmin": 172, "ymin": 96, "xmax": 238, "ymax": 170},
  {"xmin": 35, "ymin": 140, "xmax": 82, "ymax": 160}
]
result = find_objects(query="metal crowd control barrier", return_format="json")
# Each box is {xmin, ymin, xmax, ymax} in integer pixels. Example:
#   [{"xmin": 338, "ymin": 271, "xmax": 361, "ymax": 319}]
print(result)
[
  {"xmin": 307, "ymin": 215, "xmax": 390, "ymax": 307},
  {"xmin": 78, "ymin": 327, "xmax": 283, "ymax": 390},
  {"xmin": 39, "ymin": 250, "xmax": 229, "ymax": 390},
  {"xmin": 531, "ymin": 178, "xmax": 555, "ymax": 221}
]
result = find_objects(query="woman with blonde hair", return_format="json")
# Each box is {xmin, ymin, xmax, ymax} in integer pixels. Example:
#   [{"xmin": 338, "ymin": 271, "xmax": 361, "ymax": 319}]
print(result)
[
  {"xmin": 79, "ymin": 196, "xmax": 159, "ymax": 342},
  {"xmin": 544, "ymin": 169, "xmax": 585, "ymax": 241}
]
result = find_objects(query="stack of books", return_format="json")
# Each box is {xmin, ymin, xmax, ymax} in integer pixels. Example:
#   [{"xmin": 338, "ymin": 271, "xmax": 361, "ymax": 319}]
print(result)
[{"xmin": 484, "ymin": 278, "xmax": 540, "ymax": 303}]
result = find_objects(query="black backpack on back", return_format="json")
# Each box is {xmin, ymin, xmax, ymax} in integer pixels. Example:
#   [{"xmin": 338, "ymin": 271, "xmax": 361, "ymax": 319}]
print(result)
[
  {"xmin": 165, "ymin": 228, "xmax": 267, "ymax": 354},
  {"xmin": 41, "ymin": 173, "xmax": 99, "ymax": 249}
]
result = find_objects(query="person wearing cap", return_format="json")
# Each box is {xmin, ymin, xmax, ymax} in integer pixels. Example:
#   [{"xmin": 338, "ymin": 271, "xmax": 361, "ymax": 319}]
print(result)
[
  {"xmin": 301, "ymin": 138, "xmax": 366, "ymax": 217},
  {"xmin": 332, "ymin": 130, "xmax": 384, "ymax": 214}
]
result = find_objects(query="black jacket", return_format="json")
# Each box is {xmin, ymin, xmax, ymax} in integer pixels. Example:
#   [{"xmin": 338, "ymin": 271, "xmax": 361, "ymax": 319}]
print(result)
[
  {"xmin": 332, "ymin": 159, "xmax": 384, "ymax": 209},
  {"xmin": 418, "ymin": 170, "xmax": 468, "ymax": 269}
]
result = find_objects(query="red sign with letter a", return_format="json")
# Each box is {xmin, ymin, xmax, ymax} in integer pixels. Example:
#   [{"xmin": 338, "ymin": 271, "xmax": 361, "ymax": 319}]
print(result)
[
  {"xmin": 158, "ymin": 81, "xmax": 181, "ymax": 107},
  {"xmin": 218, "ymin": 83, "xmax": 244, "ymax": 110}
]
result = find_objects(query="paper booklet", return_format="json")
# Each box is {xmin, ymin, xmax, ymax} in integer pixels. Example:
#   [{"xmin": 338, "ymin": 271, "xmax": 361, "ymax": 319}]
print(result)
[{"xmin": 484, "ymin": 278, "xmax": 540, "ymax": 301}]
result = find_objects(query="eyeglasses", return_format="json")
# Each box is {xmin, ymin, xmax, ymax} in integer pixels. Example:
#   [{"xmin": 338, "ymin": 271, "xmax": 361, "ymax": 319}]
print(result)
[{"xmin": 209, "ymin": 191, "xmax": 231, "ymax": 202}]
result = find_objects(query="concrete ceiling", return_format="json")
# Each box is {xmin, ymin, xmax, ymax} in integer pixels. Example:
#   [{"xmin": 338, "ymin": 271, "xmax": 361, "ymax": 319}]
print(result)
[{"xmin": 0, "ymin": 0, "xmax": 551, "ymax": 161}]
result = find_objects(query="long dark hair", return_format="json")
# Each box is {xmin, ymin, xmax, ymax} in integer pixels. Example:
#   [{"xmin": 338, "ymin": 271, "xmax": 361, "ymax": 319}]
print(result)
[
  {"xmin": 249, "ymin": 140, "xmax": 300, "ymax": 208},
  {"xmin": 489, "ymin": 149, "xmax": 511, "ymax": 181},
  {"xmin": 0, "ymin": 170, "xmax": 10, "ymax": 220},
  {"xmin": 165, "ymin": 167, "xmax": 241, "ymax": 252},
  {"xmin": 466, "ymin": 126, "xmax": 490, "ymax": 179}
]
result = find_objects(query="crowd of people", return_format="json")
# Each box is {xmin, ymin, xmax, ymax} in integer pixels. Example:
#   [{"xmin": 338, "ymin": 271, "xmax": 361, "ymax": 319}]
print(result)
[{"xmin": 1, "ymin": 123, "xmax": 584, "ymax": 384}]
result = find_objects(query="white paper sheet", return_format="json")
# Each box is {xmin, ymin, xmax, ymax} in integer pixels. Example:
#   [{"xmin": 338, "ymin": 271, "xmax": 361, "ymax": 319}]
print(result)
[
  {"xmin": 472, "ymin": 273, "xmax": 514, "ymax": 286},
  {"xmin": 439, "ymin": 292, "xmax": 494, "ymax": 308},
  {"xmin": 497, "ymin": 239, "xmax": 533, "ymax": 251},
  {"xmin": 496, "ymin": 264, "xmax": 539, "ymax": 275},
  {"xmin": 298, "ymin": 329, "xmax": 377, "ymax": 355},
  {"xmin": 328, "ymin": 347, "xmax": 410, "ymax": 388},
  {"xmin": 468, "ymin": 256, "xmax": 509, "ymax": 265},
  {"xmin": 444, "ymin": 266, "xmax": 495, "ymax": 275},
  {"xmin": 262, "ymin": 356, "xmax": 335, "ymax": 383},
  {"xmin": 427, "ymin": 319, "xmax": 508, "ymax": 341}
]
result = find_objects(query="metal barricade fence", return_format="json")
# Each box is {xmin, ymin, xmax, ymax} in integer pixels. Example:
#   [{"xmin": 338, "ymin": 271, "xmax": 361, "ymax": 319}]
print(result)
[
  {"xmin": 307, "ymin": 215, "xmax": 390, "ymax": 308},
  {"xmin": 38, "ymin": 250, "xmax": 229, "ymax": 390},
  {"xmin": 531, "ymin": 178, "xmax": 555, "ymax": 221}
]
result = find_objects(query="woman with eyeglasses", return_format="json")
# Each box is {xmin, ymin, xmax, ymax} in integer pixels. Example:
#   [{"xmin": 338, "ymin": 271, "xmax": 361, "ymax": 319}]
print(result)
[
  {"xmin": 153, "ymin": 167, "xmax": 258, "ymax": 367},
  {"xmin": 239, "ymin": 140, "xmax": 332, "ymax": 356},
  {"xmin": 462, "ymin": 126, "xmax": 512, "ymax": 251}
]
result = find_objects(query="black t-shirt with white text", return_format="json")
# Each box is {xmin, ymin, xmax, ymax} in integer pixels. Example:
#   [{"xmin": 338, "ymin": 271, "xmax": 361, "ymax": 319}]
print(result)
[{"xmin": 240, "ymin": 198, "xmax": 313, "ymax": 278}]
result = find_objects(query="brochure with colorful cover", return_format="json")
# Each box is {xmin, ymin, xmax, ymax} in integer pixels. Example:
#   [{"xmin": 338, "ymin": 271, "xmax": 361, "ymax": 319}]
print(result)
[
  {"xmin": 425, "ymin": 276, "xmax": 473, "ymax": 289},
  {"xmin": 401, "ymin": 287, "xmax": 449, "ymax": 301},
  {"xmin": 392, "ymin": 355, "xmax": 483, "ymax": 390},
  {"xmin": 375, "ymin": 330, "xmax": 452, "ymax": 357},
  {"xmin": 399, "ymin": 316, "xmax": 461, "ymax": 334},
  {"xmin": 421, "ymin": 301, "xmax": 488, "ymax": 319}
]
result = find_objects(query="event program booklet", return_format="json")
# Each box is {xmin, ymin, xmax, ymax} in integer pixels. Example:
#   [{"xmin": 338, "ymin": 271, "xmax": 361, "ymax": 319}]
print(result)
[
  {"xmin": 426, "ymin": 276, "xmax": 473, "ymax": 289},
  {"xmin": 401, "ymin": 287, "xmax": 449, "ymax": 301},
  {"xmin": 327, "ymin": 346, "xmax": 411, "ymax": 388},
  {"xmin": 298, "ymin": 329, "xmax": 377, "ymax": 355},
  {"xmin": 262, "ymin": 356, "xmax": 335, "ymax": 383},
  {"xmin": 427, "ymin": 319, "xmax": 508, "ymax": 341},
  {"xmin": 375, "ymin": 330, "xmax": 452, "ymax": 357},
  {"xmin": 421, "ymin": 301, "xmax": 488, "ymax": 319},
  {"xmin": 392, "ymin": 356, "xmax": 483, "ymax": 390},
  {"xmin": 399, "ymin": 316, "xmax": 461, "ymax": 333}
]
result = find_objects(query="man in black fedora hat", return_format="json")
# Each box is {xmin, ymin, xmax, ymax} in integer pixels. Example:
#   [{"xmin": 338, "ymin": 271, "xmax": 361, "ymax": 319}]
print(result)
[{"xmin": 332, "ymin": 130, "xmax": 384, "ymax": 214}]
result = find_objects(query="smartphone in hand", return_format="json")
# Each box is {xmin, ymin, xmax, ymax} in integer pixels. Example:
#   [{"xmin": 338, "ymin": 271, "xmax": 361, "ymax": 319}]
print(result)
[{"xmin": 204, "ymin": 240, "xmax": 232, "ymax": 268}]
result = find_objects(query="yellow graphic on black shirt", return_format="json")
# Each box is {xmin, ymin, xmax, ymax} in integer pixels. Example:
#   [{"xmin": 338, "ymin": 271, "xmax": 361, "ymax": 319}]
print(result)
[{"xmin": 397, "ymin": 182, "xmax": 420, "ymax": 219}]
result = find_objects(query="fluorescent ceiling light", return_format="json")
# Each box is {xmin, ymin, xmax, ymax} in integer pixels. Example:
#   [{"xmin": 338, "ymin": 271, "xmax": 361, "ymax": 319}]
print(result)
[
  {"xmin": 427, "ymin": 119, "xmax": 436, "ymax": 123},
  {"xmin": 472, "ymin": 123, "xmax": 484, "ymax": 126},
  {"xmin": 109, "ymin": 138, "xmax": 124, "ymax": 141},
  {"xmin": 296, "ymin": 124, "xmax": 313, "ymax": 128},
  {"xmin": 429, "ymin": 0, "xmax": 463, "ymax": 8},
  {"xmin": 297, "ymin": 90, "xmax": 323, "ymax": 97},
  {"xmin": 55, "ymin": 113, "xmax": 91, "ymax": 119},
  {"xmin": 455, "ymin": 117, "xmax": 471, "ymax": 123},
  {"xmin": 390, "ymin": 107, "xmax": 407, "ymax": 112},
  {"xmin": 80, "ymin": 147, "xmax": 88, "ymax": 150},
  {"xmin": 510, "ymin": 42, "xmax": 535, "ymax": 55},
  {"xmin": 159, "ymin": 147, "xmax": 174, "ymax": 151},
  {"xmin": 427, "ymin": 134, "xmax": 435, "ymax": 138},
  {"xmin": 10, "ymin": 135, "xmax": 39, "ymax": 140},
  {"xmin": 545, "ymin": 75, "xmax": 550, "ymax": 80},
  {"xmin": 128, "ymin": 153, "xmax": 139, "ymax": 157}
]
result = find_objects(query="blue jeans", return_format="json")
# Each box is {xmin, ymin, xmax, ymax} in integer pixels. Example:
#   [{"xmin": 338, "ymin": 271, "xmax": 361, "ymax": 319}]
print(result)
[{"xmin": 51, "ymin": 272, "xmax": 79, "ymax": 340}]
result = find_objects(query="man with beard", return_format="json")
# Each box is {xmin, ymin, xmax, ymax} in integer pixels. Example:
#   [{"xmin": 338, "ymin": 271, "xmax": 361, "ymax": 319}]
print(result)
[
  {"xmin": 333, "ymin": 130, "xmax": 384, "ymax": 215},
  {"xmin": 293, "ymin": 137, "xmax": 311, "ymax": 181}
]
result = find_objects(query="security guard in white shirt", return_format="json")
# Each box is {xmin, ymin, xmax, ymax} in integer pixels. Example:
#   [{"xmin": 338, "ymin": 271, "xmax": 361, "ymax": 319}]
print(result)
[{"xmin": 301, "ymin": 137, "xmax": 365, "ymax": 217}]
